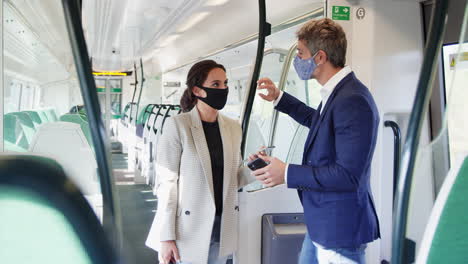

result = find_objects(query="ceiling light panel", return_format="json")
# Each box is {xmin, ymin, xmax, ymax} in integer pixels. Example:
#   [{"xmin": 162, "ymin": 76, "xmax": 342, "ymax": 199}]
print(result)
[
  {"xmin": 204, "ymin": 0, "xmax": 230, "ymax": 7},
  {"xmin": 177, "ymin": 11, "xmax": 210, "ymax": 32},
  {"xmin": 159, "ymin": 34, "xmax": 181, "ymax": 47}
]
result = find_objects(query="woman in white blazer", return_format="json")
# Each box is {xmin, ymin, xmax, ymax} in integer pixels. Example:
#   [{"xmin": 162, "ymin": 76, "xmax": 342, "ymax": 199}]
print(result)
[{"xmin": 146, "ymin": 60, "xmax": 255, "ymax": 264}]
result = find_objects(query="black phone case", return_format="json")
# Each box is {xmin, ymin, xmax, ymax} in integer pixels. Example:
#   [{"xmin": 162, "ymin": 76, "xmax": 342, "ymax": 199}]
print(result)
[{"xmin": 247, "ymin": 157, "xmax": 268, "ymax": 171}]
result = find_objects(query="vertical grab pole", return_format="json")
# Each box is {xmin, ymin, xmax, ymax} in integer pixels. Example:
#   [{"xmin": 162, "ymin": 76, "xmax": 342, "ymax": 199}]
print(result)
[
  {"xmin": 61, "ymin": 0, "xmax": 122, "ymax": 248},
  {"xmin": 135, "ymin": 58, "xmax": 145, "ymax": 121},
  {"xmin": 129, "ymin": 63, "xmax": 138, "ymax": 124},
  {"xmin": 384, "ymin": 120, "xmax": 402, "ymax": 201},
  {"xmin": 241, "ymin": 0, "xmax": 271, "ymax": 157}
]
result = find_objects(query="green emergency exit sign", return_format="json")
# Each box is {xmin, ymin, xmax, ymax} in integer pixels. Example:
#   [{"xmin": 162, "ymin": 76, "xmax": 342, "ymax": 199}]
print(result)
[{"xmin": 332, "ymin": 6, "xmax": 350, "ymax": 21}]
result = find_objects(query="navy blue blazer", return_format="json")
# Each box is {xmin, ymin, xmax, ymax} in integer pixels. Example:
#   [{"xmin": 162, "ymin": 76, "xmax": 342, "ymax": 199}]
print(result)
[{"xmin": 276, "ymin": 72, "xmax": 381, "ymax": 248}]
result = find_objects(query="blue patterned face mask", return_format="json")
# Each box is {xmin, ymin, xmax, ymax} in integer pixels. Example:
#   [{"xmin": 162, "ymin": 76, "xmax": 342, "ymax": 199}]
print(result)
[{"xmin": 293, "ymin": 52, "xmax": 319, "ymax": 80}]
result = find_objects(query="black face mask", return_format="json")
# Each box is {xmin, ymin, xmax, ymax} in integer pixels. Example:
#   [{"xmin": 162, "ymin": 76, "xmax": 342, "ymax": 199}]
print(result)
[{"xmin": 196, "ymin": 85, "xmax": 229, "ymax": 110}]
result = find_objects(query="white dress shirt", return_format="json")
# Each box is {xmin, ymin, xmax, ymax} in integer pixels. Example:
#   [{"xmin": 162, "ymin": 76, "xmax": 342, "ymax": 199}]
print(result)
[{"xmin": 273, "ymin": 66, "xmax": 352, "ymax": 183}]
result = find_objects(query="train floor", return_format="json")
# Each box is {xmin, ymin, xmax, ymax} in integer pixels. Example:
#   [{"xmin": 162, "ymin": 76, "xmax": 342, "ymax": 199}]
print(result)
[{"xmin": 113, "ymin": 153, "xmax": 159, "ymax": 263}]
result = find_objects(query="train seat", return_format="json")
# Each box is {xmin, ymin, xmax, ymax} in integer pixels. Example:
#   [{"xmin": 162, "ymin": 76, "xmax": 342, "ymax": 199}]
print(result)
[
  {"xmin": 135, "ymin": 104, "xmax": 155, "ymax": 138},
  {"xmin": 45, "ymin": 108, "xmax": 59, "ymax": 122},
  {"xmin": 132, "ymin": 105, "xmax": 157, "ymax": 183},
  {"xmin": 37, "ymin": 110, "xmax": 50, "ymax": 123},
  {"xmin": 23, "ymin": 111, "xmax": 43, "ymax": 128},
  {"xmin": 4, "ymin": 113, "xmax": 29, "ymax": 150},
  {"xmin": 0, "ymin": 155, "xmax": 119, "ymax": 264},
  {"xmin": 416, "ymin": 155, "xmax": 468, "ymax": 263},
  {"xmin": 142, "ymin": 106, "xmax": 168, "ymax": 184},
  {"xmin": 9, "ymin": 112, "xmax": 37, "ymax": 147},
  {"xmin": 29, "ymin": 122, "xmax": 100, "ymax": 197},
  {"xmin": 134, "ymin": 105, "xmax": 162, "ymax": 180},
  {"xmin": 142, "ymin": 105, "xmax": 161, "ymax": 145},
  {"xmin": 60, "ymin": 114, "xmax": 93, "ymax": 147},
  {"xmin": 117, "ymin": 103, "xmax": 131, "ymax": 153},
  {"xmin": 150, "ymin": 105, "xmax": 181, "ymax": 191},
  {"xmin": 4, "ymin": 141, "xmax": 27, "ymax": 153}
]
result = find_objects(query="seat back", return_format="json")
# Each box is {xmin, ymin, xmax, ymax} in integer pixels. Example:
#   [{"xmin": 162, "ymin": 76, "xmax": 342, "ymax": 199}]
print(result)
[
  {"xmin": 45, "ymin": 109, "xmax": 59, "ymax": 122},
  {"xmin": 0, "ymin": 155, "xmax": 120, "ymax": 264},
  {"xmin": 160, "ymin": 105, "xmax": 180, "ymax": 134},
  {"xmin": 4, "ymin": 114, "xmax": 19, "ymax": 146},
  {"xmin": 136, "ymin": 104, "xmax": 150, "ymax": 125},
  {"xmin": 80, "ymin": 114, "xmax": 89, "ymax": 122},
  {"xmin": 136, "ymin": 105, "xmax": 157, "ymax": 138},
  {"xmin": 59, "ymin": 114, "xmax": 93, "ymax": 147},
  {"xmin": 146, "ymin": 106, "xmax": 171, "ymax": 185},
  {"xmin": 23, "ymin": 111, "xmax": 43, "ymax": 128},
  {"xmin": 37, "ymin": 110, "xmax": 50, "ymax": 123},
  {"xmin": 143, "ymin": 105, "xmax": 161, "ymax": 142},
  {"xmin": 152, "ymin": 106, "xmax": 168, "ymax": 136},
  {"xmin": 121, "ymin": 103, "xmax": 130, "ymax": 123},
  {"xmin": 4, "ymin": 113, "xmax": 29, "ymax": 149},
  {"xmin": 9, "ymin": 112, "xmax": 36, "ymax": 145},
  {"xmin": 416, "ymin": 156, "xmax": 468, "ymax": 264},
  {"xmin": 29, "ymin": 122, "xmax": 99, "ymax": 195}
]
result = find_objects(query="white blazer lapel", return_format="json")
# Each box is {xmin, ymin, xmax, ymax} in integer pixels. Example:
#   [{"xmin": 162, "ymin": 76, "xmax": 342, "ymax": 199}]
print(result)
[
  {"xmin": 218, "ymin": 114, "xmax": 233, "ymax": 203},
  {"xmin": 189, "ymin": 108, "xmax": 215, "ymax": 203}
]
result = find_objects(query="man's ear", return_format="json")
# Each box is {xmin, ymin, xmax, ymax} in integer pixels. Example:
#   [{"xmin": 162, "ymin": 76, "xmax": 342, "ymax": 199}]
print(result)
[{"xmin": 317, "ymin": 50, "xmax": 327, "ymax": 65}]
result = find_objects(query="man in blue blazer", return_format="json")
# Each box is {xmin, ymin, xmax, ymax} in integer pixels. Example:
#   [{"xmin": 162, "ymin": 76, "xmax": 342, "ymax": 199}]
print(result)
[{"xmin": 252, "ymin": 18, "xmax": 380, "ymax": 263}]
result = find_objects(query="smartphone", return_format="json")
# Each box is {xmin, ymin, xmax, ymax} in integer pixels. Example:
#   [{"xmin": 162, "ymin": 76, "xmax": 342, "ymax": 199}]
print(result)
[{"xmin": 247, "ymin": 157, "xmax": 268, "ymax": 171}]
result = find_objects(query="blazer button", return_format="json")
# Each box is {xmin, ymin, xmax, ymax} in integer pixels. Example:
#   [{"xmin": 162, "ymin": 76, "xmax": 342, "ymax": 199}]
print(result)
[{"xmin": 185, "ymin": 210, "xmax": 190, "ymax": 215}]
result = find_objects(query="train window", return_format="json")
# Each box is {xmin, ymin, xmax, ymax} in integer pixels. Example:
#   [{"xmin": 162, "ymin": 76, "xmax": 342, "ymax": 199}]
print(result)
[
  {"xmin": 243, "ymin": 15, "xmax": 323, "ymax": 191},
  {"xmin": 2, "ymin": 1, "xmax": 102, "ymax": 220},
  {"xmin": 243, "ymin": 52, "xmax": 286, "ymax": 191},
  {"xmin": 3, "ymin": 80, "xmax": 40, "ymax": 113},
  {"xmin": 4, "ymin": 80, "xmax": 21, "ymax": 113},
  {"xmin": 269, "ymin": 48, "xmax": 322, "ymax": 164},
  {"xmin": 441, "ymin": 42, "xmax": 468, "ymax": 168}
]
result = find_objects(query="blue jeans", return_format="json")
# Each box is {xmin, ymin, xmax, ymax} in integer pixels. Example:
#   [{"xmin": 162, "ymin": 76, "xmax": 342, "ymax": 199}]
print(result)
[
  {"xmin": 207, "ymin": 240, "xmax": 229, "ymax": 264},
  {"xmin": 298, "ymin": 232, "xmax": 366, "ymax": 264},
  {"xmin": 207, "ymin": 216, "xmax": 230, "ymax": 264}
]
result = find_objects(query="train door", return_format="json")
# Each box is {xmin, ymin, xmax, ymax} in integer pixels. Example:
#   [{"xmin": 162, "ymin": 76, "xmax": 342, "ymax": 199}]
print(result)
[
  {"xmin": 237, "ymin": 7, "xmax": 324, "ymax": 263},
  {"xmin": 95, "ymin": 77, "xmax": 123, "ymax": 138},
  {"xmin": 268, "ymin": 44, "xmax": 322, "ymax": 166}
]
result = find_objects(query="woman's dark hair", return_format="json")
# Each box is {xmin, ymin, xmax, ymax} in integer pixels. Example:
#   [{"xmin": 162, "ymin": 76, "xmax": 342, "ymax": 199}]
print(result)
[{"xmin": 180, "ymin": 60, "xmax": 226, "ymax": 112}]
